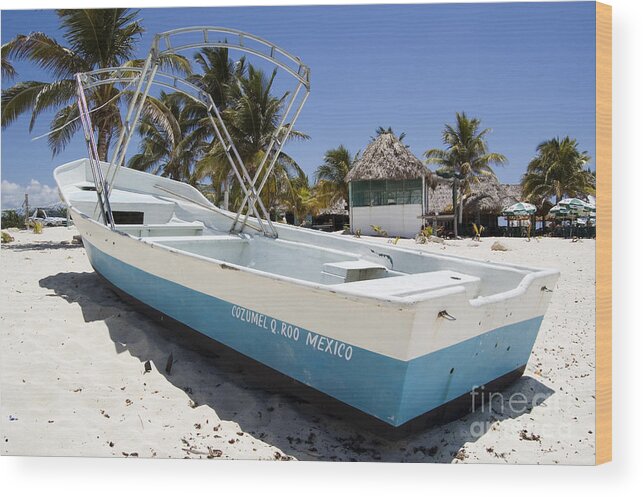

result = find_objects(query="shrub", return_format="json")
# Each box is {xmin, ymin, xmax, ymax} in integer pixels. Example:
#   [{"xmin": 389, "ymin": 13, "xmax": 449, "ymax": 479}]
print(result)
[
  {"xmin": 370, "ymin": 225, "xmax": 388, "ymax": 237},
  {"xmin": 1, "ymin": 210, "xmax": 24, "ymax": 229},
  {"xmin": 472, "ymin": 223, "xmax": 485, "ymax": 241}
]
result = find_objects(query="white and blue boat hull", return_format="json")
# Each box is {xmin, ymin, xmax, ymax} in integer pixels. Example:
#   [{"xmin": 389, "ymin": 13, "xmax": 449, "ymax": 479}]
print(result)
[{"xmin": 56, "ymin": 160, "xmax": 559, "ymax": 428}]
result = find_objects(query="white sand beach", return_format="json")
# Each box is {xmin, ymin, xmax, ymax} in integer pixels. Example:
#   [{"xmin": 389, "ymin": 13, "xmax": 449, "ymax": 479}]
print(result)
[{"xmin": 1, "ymin": 227, "xmax": 595, "ymax": 463}]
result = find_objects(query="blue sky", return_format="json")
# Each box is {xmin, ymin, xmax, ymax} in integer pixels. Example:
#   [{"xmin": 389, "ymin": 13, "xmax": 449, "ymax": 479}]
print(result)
[{"xmin": 1, "ymin": 2, "xmax": 596, "ymax": 209}]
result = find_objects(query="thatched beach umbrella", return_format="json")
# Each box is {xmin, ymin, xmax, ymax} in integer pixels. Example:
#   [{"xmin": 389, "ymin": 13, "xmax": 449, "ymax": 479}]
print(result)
[
  {"xmin": 427, "ymin": 176, "xmax": 520, "ymax": 215},
  {"xmin": 424, "ymin": 175, "xmax": 522, "ymax": 235}
]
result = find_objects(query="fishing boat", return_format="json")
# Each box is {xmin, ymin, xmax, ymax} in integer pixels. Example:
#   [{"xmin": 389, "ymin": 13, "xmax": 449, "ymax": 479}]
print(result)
[{"xmin": 54, "ymin": 27, "xmax": 559, "ymax": 427}]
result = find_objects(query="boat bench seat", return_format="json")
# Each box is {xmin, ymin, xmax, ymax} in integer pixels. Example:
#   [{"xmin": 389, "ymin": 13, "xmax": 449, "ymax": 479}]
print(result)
[
  {"xmin": 321, "ymin": 260, "xmax": 388, "ymax": 284},
  {"xmin": 339, "ymin": 270, "xmax": 481, "ymax": 300},
  {"xmin": 117, "ymin": 221, "xmax": 204, "ymax": 238}
]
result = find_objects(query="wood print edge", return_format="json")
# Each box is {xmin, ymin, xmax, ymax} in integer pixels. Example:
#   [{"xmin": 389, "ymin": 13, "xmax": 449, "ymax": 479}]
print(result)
[{"xmin": 595, "ymin": 0, "xmax": 612, "ymax": 465}]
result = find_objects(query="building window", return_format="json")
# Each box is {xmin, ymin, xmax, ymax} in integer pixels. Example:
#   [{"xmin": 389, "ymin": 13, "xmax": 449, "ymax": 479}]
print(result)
[{"xmin": 351, "ymin": 179, "xmax": 422, "ymax": 207}]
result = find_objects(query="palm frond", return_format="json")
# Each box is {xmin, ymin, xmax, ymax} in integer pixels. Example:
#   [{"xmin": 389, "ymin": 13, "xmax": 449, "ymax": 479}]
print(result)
[
  {"xmin": 156, "ymin": 53, "xmax": 192, "ymax": 76},
  {"xmin": 1, "ymin": 80, "xmax": 48, "ymax": 128},
  {"xmin": 1, "ymin": 42, "xmax": 17, "ymax": 79},
  {"xmin": 56, "ymin": 9, "xmax": 143, "ymax": 67},
  {"xmin": 138, "ymin": 94, "xmax": 181, "ymax": 148},
  {"xmin": 3, "ymin": 31, "xmax": 87, "ymax": 78},
  {"xmin": 29, "ymin": 78, "xmax": 77, "ymax": 131},
  {"xmin": 47, "ymin": 103, "xmax": 80, "ymax": 156}
]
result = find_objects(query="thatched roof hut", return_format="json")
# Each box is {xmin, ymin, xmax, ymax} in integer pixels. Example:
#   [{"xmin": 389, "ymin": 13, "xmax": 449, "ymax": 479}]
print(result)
[
  {"xmin": 345, "ymin": 132, "xmax": 429, "ymax": 181},
  {"xmin": 346, "ymin": 132, "xmax": 432, "ymax": 237},
  {"xmin": 426, "ymin": 175, "xmax": 522, "ymax": 215}
]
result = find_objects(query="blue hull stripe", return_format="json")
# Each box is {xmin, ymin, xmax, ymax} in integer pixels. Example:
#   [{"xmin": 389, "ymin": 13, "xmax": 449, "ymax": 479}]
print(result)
[{"xmin": 85, "ymin": 241, "xmax": 543, "ymax": 426}]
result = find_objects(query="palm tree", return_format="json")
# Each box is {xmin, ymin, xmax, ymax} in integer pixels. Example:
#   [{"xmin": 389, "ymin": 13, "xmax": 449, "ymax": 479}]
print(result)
[
  {"xmin": 183, "ymin": 47, "xmax": 248, "ymax": 180},
  {"xmin": 1, "ymin": 9, "xmax": 190, "ymax": 160},
  {"xmin": 127, "ymin": 92, "xmax": 203, "ymax": 184},
  {"xmin": 314, "ymin": 145, "xmax": 357, "ymax": 209},
  {"xmin": 188, "ymin": 47, "xmax": 246, "ymax": 111},
  {"xmin": 424, "ymin": 112, "xmax": 507, "ymax": 237},
  {"xmin": 521, "ymin": 136, "xmax": 594, "ymax": 204},
  {"xmin": 185, "ymin": 47, "xmax": 248, "ymax": 202},
  {"xmin": 194, "ymin": 64, "xmax": 308, "ymax": 213},
  {"xmin": 285, "ymin": 175, "xmax": 324, "ymax": 225}
]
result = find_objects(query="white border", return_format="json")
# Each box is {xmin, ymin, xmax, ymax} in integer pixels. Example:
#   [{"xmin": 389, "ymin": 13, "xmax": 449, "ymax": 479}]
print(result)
[{"xmin": 1, "ymin": 0, "xmax": 641, "ymax": 494}]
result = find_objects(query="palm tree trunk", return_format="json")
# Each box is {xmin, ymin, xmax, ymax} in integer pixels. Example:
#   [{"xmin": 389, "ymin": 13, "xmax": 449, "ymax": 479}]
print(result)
[
  {"xmin": 452, "ymin": 178, "xmax": 459, "ymax": 238},
  {"xmin": 223, "ymin": 179, "xmax": 230, "ymax": 210},
  {"xmin": 97, "ymin": 125, "xmax": 110, "ymax": 162}
]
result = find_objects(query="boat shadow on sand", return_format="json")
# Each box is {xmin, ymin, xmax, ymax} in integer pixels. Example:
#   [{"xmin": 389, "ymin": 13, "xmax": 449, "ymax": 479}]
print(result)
[{"xmin": 40, "ymin": 270, "xmax": 555, "ymax": 463}]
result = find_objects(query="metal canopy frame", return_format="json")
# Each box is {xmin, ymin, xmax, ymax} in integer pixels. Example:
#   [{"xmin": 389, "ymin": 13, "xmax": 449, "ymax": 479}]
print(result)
[
  {"xmin": 75, "ymin": 73, "xmax": 115, "ymax": 229},
  {"xmin": 75, "ymin": 26, "xmax": 310, "ymax": 238},
  {"xmin": 76, "ymin": 67, "xmax": 270, "ymax": 233}
]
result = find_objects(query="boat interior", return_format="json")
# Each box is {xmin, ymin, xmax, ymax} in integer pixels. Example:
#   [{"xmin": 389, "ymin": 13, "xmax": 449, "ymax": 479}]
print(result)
[{"xmin": 57, "ymin": 161, "xmax": 540, "ymax": 302}]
